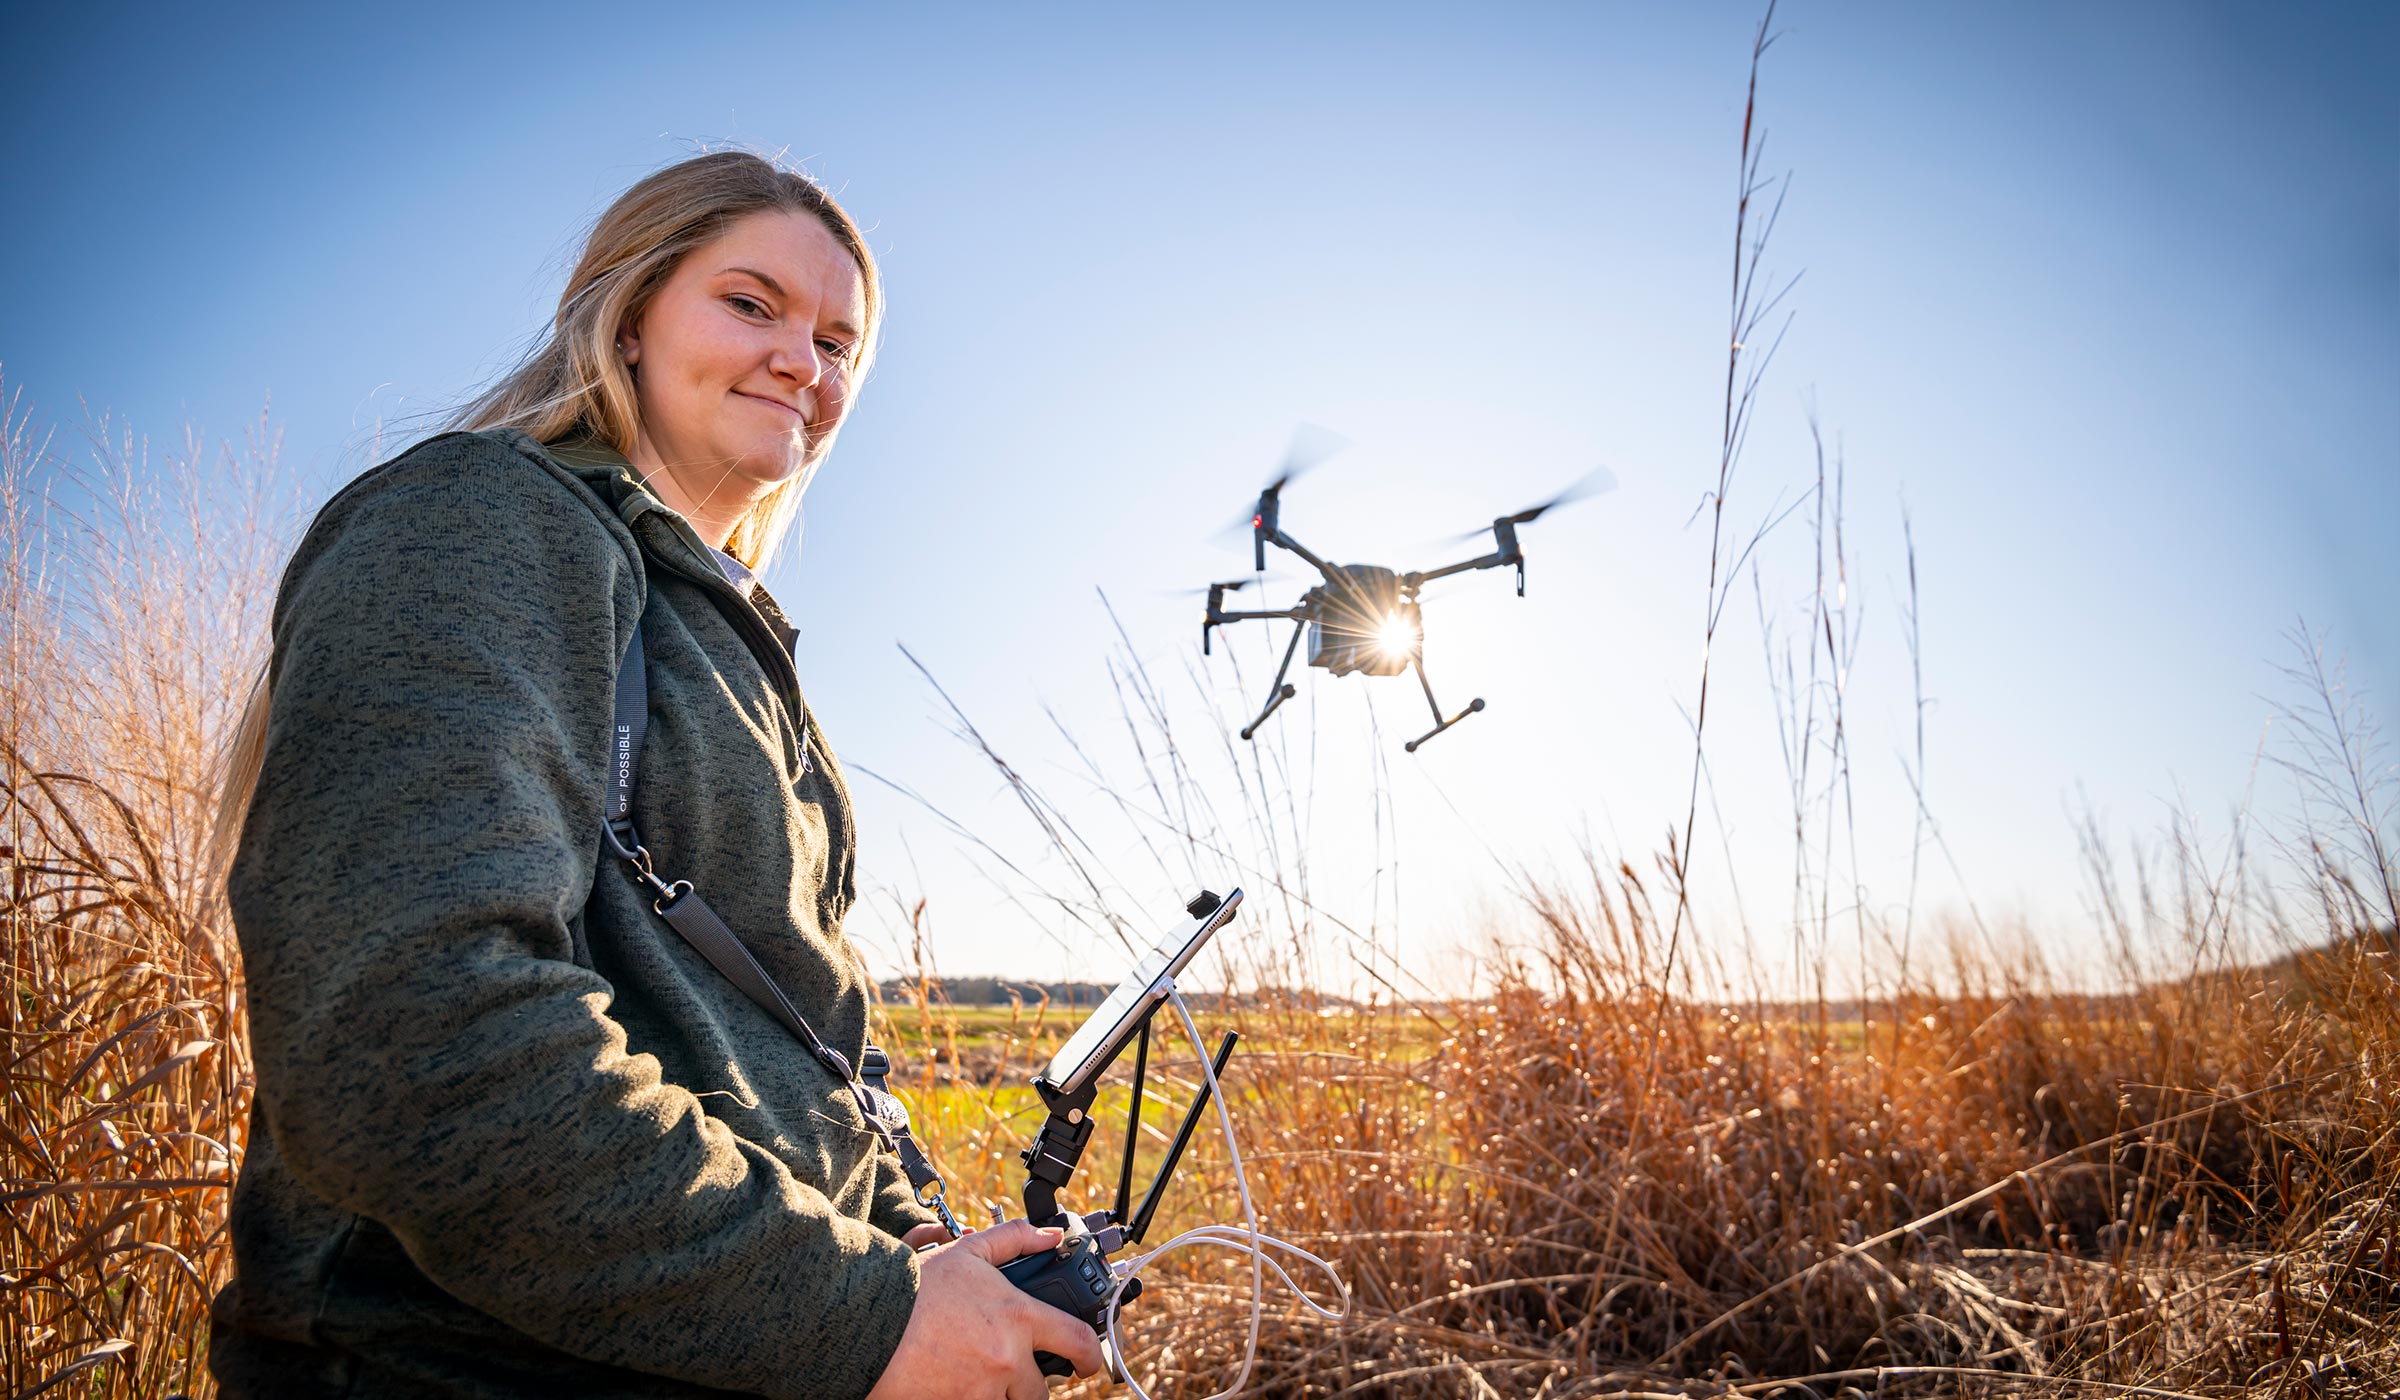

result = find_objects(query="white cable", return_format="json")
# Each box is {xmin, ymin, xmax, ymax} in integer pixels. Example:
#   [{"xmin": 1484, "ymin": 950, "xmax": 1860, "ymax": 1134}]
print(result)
[{"xmin": 1102, "ymin": 985, "xmax": 1349, "ymax": 1400}]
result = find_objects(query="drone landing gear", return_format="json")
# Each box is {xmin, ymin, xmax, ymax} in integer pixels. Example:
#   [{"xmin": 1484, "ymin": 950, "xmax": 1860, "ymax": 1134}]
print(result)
[
  {"xmin": 1239, "ymin": 622, "xmax": 1306, "ymax": 740},
  {"xmin": 1404, "ymin": 658, "xmax": 1484, "ymax": 753}
]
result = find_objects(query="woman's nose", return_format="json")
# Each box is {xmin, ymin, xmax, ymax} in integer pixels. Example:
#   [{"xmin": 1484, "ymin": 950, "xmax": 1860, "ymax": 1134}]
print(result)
[{"xmin": 770, "ymin": 335, "xmax": 828, "ymax": 389}]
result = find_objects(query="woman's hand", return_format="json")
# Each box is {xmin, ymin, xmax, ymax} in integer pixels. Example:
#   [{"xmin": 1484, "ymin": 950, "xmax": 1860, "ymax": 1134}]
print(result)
[
  {"xmin": 900, "ymin": 1221, "xmax": 957, "ymax": 1250},
  {"xmin": 865, "ymin": 1220, "xmax": 1107, "ymax": 1400}
]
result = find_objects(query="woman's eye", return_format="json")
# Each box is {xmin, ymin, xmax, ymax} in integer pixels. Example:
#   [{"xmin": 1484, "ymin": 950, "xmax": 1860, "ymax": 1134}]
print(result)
[
  {"xmin": 818, "ymin": 339, "xmax": 858, "ymax": 365},
  {"xmin": 727, "ymin": 294, "xmax": 769, "ymax": 318}
]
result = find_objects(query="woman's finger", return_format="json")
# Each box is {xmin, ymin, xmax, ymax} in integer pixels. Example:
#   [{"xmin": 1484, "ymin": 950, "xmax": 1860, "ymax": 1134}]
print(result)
[
  {"xmin": 955, "ymin": 1219, "xmax": 1060, "ymax": 1267},
  {"xmin": 1006, "ymin": 1355, "xmax": 1050, "ymax": 1400},
  {"xmin": 1022, "ymin": 1300, "xmax": 1108, "ymax": 1380},
  {"xmin": 900, "ymin": 1221, "xmax": 954, "ymax": 1250}
]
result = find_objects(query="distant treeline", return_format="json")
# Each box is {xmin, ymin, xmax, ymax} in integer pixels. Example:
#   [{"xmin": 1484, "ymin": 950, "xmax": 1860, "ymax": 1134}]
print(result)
[
  {"xmin": 877, "ymin": 977, "xmax": 1116, "ymax": 1007},
  {"xmin": 875, "ymin": 977, "xmax": 1357, "ymax": 1011},
  {"xmin": 882, "ymin": 929, "xmax": 2396, "ymax": 1015}
]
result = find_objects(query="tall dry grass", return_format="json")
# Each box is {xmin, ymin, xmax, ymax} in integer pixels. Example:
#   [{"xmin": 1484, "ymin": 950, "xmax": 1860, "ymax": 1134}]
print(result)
[
  {"xmin": 3, "ymin": 386, "xmax": 290, "ymax": 1397},
  {"xmin": 861, "ymin": 603, "xmax": 2398, "ymax": 1398}
]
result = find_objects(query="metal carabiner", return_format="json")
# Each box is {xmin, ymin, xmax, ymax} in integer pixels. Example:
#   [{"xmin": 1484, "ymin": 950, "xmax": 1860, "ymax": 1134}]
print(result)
[
  {"xmin": 919, "ymin": 1178, "xmax": 964, "ymax": 1240},
  {"xmin": 604, "ymin": 823, "xmax": 680, "ymax": 906}
]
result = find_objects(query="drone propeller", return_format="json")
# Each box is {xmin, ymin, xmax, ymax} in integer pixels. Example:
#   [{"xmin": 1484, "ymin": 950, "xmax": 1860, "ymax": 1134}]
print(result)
[
  {"xmin": 1262, "ymin": 422, "xmax": 1349, "ymax": 498},
  {"xmin": 1208, "ymin": 516, "xmax": 1261, "ymax": 551},
  {"xmin": 1209, "ymin": 423, "xmax": 1352, "ymax": 561},
  {"xmin": 1441, "ymin": 465, "xmax": 1619, "ymax": 542},
  {"xmin": 1159, "ymin": 574, "xmax": 1293, "ymax": 597},
  {"xmin": 1252, "ymin": 426, "xmax": 1350, "ymax": 569}
]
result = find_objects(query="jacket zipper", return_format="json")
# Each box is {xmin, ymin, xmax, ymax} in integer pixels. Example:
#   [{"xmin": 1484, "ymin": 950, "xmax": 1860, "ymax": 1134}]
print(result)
[{"xmin": 633, "ymin": 524, "xmax": 812, "ymax": 771}]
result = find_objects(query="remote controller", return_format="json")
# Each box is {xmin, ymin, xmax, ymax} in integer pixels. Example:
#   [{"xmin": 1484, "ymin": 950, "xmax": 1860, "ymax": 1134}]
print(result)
[{"xmin": 997, "ymin": 1212, "xmax": 1138, "ymax": 1377}]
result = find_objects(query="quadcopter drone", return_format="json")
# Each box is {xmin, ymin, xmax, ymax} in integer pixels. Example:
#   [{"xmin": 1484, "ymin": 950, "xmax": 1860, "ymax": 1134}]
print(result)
[{"xmin": 1201, "ymin": 443, "xmax": 1608, "ymax": 752}]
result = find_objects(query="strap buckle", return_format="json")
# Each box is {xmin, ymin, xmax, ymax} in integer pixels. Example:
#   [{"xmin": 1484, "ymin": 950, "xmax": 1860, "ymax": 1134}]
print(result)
[
  {"xmin": 650, "ymin": 880, "xmax": 693, "ymax": 916},
  {"xmin": 600, "ymin": 817, "xmax": 644, "ymax": 865}
]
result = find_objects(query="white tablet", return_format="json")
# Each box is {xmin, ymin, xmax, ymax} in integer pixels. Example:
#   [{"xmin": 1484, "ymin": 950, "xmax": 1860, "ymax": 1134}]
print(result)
[{"xmin": 1041, "ymin": 889, "xmax": 1243, "ymax": 1094}]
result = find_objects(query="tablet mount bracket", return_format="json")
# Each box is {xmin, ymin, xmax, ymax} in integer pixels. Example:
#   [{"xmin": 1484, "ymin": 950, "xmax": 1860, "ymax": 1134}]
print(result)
[{"xmin": 1000, "ymin": 890, "xmax": 1244, "ymax": 1376}]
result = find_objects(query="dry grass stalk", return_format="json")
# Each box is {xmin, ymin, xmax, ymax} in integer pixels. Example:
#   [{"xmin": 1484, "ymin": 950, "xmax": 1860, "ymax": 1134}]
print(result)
[
  {"xmin": 3, "ymin": 385, "xmax": 286, "ymax": 1398},
  {"xmin": 874, "ymin": 610, "xmax": 2397, "ymax": 1398}
]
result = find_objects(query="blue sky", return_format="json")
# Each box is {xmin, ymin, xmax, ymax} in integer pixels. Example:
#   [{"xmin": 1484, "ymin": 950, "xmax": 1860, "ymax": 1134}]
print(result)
[{"xmin": 5, "ymin": 2, "xmax": 2393, "ymax": 991}]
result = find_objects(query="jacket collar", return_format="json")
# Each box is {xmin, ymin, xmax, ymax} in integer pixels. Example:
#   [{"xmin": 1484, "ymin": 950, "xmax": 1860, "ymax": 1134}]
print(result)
[
  {"xmin": 509, "ymin": 430, "xmax": 680, "ymax": 537},
  {"xmin": 498, "ymin": 428, "xmax": 801, "ymax": 661}
]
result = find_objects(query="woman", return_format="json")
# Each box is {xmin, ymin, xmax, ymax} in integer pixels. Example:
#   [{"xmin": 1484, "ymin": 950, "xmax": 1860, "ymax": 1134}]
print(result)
[{"xmin": 208, "ymin": 151, "xmax": 1105, "ymax": 1400}]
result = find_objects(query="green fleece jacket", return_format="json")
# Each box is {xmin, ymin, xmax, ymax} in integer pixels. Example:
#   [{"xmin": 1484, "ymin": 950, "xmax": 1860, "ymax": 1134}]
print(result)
[{"xmin": 210, "ymin": 429, "xmax": 935, "ymax": 1399}]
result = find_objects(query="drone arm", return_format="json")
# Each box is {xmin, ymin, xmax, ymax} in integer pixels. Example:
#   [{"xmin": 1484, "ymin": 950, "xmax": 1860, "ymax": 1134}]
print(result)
[
  {"xmin": 1407, "ymin": 521, "xmax": 1530, "ymax": 595},
  {"xmin": 1204, "ymin": 583, "xmax": 1305, "ymax": 655},
  {"xmin": 1264, "ymin": 528, "xmax": 1340, "ymax": 581},
  {"xmin": 1408, "ymin": 551, "xmax": 1505, "ymax": 587}
]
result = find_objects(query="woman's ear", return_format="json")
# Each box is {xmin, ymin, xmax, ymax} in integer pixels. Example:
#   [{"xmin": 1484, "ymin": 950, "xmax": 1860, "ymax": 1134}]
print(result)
[{"xmin": 616, "ymin": 322, "xmax": 641, "ymax": 368}]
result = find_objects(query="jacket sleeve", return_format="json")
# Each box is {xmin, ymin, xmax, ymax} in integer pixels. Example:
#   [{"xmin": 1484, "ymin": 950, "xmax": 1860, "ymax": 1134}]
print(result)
[{"xmin": 230, "ymin": 435, "xmax": 917, "ymax": 1400}]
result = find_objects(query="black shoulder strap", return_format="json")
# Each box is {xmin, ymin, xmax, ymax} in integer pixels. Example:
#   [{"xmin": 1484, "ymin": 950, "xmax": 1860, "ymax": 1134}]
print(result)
[{"xmin": 601, "ymin": 619, "xmax": 959, "ymax": 1237}]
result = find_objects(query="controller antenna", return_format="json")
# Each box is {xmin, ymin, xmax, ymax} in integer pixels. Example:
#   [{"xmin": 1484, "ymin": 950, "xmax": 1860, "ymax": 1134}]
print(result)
[
  {"xmin": 1111, "ymin": 1019, "xmax": 1150, "ymax": 1225},
  {"xmin": 1127, "ymin": 1030, "xmax": 1240, "ymax": 1245}
]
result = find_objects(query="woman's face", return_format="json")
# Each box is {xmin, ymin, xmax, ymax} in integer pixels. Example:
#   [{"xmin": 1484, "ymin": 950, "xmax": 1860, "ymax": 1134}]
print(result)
[{"xmin": 619, "ymin": 208, "xmax": 867, "ymax": 538}]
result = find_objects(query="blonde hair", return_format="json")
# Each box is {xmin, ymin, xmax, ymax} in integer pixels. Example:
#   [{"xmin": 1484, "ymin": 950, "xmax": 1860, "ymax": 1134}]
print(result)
[
  {"xmin": 449, "ymin": 149, "xmax": 881, "ymax": 569},
  {"xmin": 207, "ymin": 151, "xmax": 881, "ymax": 883}
]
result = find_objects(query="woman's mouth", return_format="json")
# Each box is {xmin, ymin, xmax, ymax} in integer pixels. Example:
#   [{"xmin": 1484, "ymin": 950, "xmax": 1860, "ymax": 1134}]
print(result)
[{"xmin": 736, "ymin": 391, "xmax": 805, "ymax": 422}]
